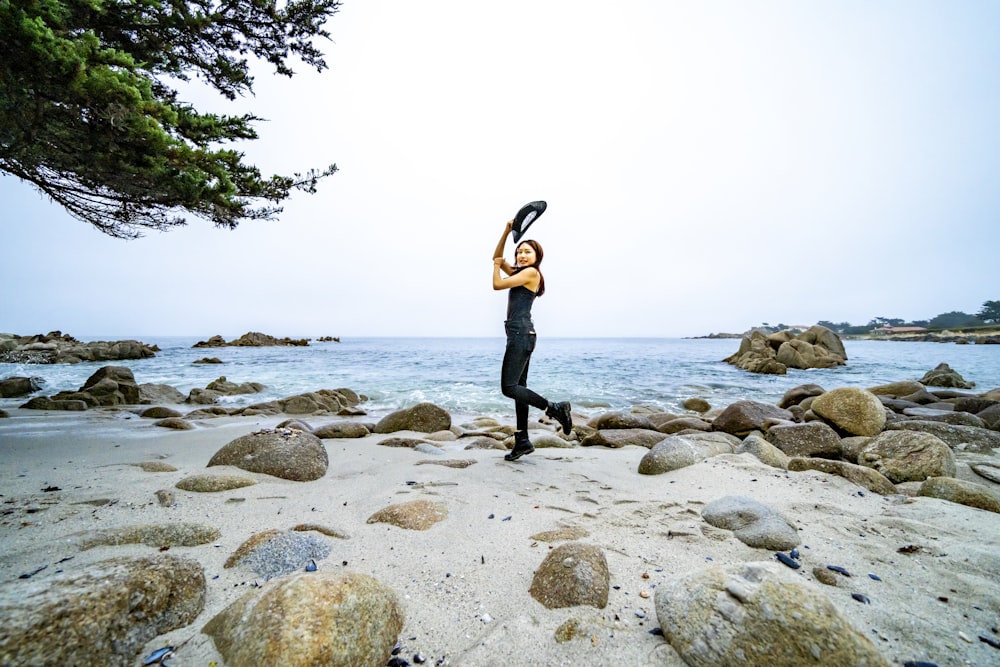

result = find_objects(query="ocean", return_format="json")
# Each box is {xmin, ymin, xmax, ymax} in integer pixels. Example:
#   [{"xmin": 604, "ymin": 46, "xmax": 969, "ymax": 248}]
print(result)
[{"xmin": 2, "ymin": 337, "xmax": 999, "ymax": 420}]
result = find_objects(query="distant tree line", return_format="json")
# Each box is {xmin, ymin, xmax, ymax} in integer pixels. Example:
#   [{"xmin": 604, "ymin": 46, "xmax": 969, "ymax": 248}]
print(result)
[{"xmin": 808, "ymin": 300, "xmax": 1000, "ymax": 335}]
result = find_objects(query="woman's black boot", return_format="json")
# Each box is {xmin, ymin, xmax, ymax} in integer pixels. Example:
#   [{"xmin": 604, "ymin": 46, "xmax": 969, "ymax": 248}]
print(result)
[
  {"xmin": 505, "ymin": 431, "xmax": 535, "ymax": 461},
  {"xmin": 546, "ymin": 401, "xmax": 573, "ymax": 435}
]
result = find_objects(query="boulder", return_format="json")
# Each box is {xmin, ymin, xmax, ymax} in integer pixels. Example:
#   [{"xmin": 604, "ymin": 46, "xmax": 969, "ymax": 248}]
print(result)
[
  {"xmin": 373, "ymin": 402, "xmax": 451, "ymax": 434},
  {"xmin": 654, "ymin": 562, "xmax": 891, "ymax": 667},
  {"xmin": 140, "ymin": 406, "xmax": 182, "ymax": 419},
  {"xmin": 811, "ymin": 388, "xmax": 886, "ymax": 436},
  {"xmin": 138, "ymin": 383, "xmax": 186, "ymax": 404},
  {"xmin": 884, "ymin": 420, "xmax": 1000, "ymax": 453},
  {"xmin": 787, "ymin": 458, "xmax": 897, "ymax": 495},
  {"xmin": 208, "ymin": 428, "xmax": 329, "ymax": 481},
  {"xmin": 701, "ymin": 496, "xmax": 799, "ymax": 550},
  {"xmin": 722, "ymin": 331, "xmax": 787, "ymax": 374},
  {"xmin": 682, "ymin": 397, "xmax": 711, "ymax": 413},
  {"xmin": 735, "ymin": 434, "xmax": 791, "ymax": 469},
  {"xmin": 919, "ymin": 362, "xmax": 974, "ymax": 388},
  {"xmin": 868, "ymin": 380, "xmax": 926, "ymax": 398},
  {"xmin": 0, "ymin": 376, "xmax": 42, "ymax": 398},
  {"xmin": 765, "ymin": 421, "xmax": 842, "ymax": 458},
  {"xmin": 656, "ymin": 416, "xmax": 713, "ymax": 433},
  {"xmin": 857, "ymin": 431, "xmax": 956, "ymax": 483},
  {"xmin": 918, "ymin": 477, "xmax": 1000, "ymax": 513},
  {"xmin": 777, "ymin": 383, "xmax": 825, "ymax": 409},
  {"xmin": 712, "ymin": 400, "xmax": 795, "ymax": 437},
  {"xmin": 638, "ymin": 434, "xmax": 734, "ymax": 475},
  {"xmin": 314, "ymin": 421, "xmax": 371, "ymax": 439},
  {"xmin": 529, "ymin": 542, "xmax": 609, "ymax": 609},
  {"xmin": 203, "ymin": 571, "xmax": 402, "ymax": 667},
  {"xmin": 0, "ymin": 555, "xmax": 204, "ymax": 667},
  {"xmin": 579, "ymin": 428, "xmax": 666, "ymax": 449},
  {"xmin": 724, "ymin": 326, "xmax": 846, "ymax": 375},
  {"xmin": 154, "ymin": 417, "xmax": 193, "ymax": 430},
  {"xmin": 978, "ymin": 403, "xmax": 1000, "ymax": 430},
  {"xmin": 588, "ymin": 411, "xmax": 655, "ymax": 430}
]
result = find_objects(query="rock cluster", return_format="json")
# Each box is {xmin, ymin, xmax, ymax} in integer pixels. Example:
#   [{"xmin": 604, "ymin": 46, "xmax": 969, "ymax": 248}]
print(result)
[
  {"xmin": 724, "ymin": 325, "xmax": 847, "ymax": 374},
  {"xmin": 0, "ymin": 331, "xmax": 157, "ymax": 364},
  {"xmin": 193, "ymin": 331, "xmax": 310, "ymax": 347}
]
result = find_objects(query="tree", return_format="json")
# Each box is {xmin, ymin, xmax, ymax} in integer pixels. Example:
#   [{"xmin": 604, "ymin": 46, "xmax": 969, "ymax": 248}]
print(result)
[
  {"xmin": 1, "ymin": 0, "xmax": 340, "ymax": 238},
  {"xmin": 928, "ymin": 311, "xmax": 983, "ymax": 329},
  {"xmin": 977, "ymin": 300, "xmax": 1000, "ymax": 324}
]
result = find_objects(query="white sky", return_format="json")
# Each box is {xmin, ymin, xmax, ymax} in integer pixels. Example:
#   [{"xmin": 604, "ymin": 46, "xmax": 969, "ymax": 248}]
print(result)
[{"xmin": 2, "ymin": 0, "xmax": 999, "ymax": 338}]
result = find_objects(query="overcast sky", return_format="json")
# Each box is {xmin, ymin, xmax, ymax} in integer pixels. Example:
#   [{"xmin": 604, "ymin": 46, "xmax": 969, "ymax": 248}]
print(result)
[{"xmin": 2, "ymin": 0, "xmax": 998, "ymax": 339}]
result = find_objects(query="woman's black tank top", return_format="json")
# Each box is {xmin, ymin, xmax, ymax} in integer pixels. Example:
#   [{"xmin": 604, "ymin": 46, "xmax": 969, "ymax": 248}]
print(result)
[{"xmin": 505, "ymin": 285, "xmax": 536, "ymax": 331}]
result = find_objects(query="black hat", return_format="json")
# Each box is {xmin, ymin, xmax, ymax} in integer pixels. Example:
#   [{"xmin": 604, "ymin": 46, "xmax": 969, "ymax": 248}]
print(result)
[{"xmin": 512, "ymin": 201, "xmax": 547, "ymax": 243}]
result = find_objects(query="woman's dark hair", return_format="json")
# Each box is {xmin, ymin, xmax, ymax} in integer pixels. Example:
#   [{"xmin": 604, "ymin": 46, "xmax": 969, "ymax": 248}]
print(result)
[{"xmin": 513, "ymin": 239, "xmax": 545, "ymax": 297}]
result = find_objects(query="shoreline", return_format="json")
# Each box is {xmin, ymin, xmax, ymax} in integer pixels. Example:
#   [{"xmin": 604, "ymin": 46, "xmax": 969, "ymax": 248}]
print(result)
[{"xmin": 2, "ymin": 386, "xmax": 999, "ymax": 666}]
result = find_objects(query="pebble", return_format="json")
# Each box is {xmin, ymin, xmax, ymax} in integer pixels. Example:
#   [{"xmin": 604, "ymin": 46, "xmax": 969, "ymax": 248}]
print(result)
[
  {"xmin": 851, "ymin": 593, "xmax": 871, "ymax": 604},
  {"xmin": 775, "ymin": 552, "xmax": 800, "ymax": 569},
  {"xmin": 868, "ymin": 573, "xmax": 881, "ymax": 581},
  {"xmin": 827, "ymin": 565, "xmax": 851, "ymax": 577}
]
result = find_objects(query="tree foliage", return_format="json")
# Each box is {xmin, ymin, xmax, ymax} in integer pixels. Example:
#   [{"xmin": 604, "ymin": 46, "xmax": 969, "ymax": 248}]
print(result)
[
  {"xmin": 977, "ymin": 300, "xmax": 1000, "ymax": 324},
  {"xmin": 927, "ymin": 311, "xmax": 983, "ymax": 329},
  {"xmin": 0, "ymin": 0, "xmax": 340, "ymax": 238}
]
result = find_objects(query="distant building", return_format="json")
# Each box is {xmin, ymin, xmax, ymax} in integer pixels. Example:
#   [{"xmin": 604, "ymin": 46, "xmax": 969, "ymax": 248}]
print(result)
[{"xmin": 872, "ymin": 326, "xmax": 928, "ymax": 335}]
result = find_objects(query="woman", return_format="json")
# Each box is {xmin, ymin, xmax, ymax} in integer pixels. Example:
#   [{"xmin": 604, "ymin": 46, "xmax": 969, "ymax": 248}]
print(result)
[{"xmin": 492, "ymin": 219, "xmax": 573, "ymax": 461}]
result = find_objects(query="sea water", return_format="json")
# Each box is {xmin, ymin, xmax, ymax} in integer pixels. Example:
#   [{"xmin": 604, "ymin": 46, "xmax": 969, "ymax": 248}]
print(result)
[{"xmin": 2, "ymin": 337, "xmax": 999, "ymax": 420}]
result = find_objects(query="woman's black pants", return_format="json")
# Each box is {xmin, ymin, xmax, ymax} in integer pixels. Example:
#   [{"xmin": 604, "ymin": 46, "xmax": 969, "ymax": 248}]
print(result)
[{"xmin": 501, "ymin": 329, "xmax": 548, "ymax": 432}]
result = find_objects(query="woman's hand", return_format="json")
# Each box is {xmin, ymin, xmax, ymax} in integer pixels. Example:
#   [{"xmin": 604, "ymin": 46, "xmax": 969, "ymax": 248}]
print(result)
[{"xmin": 505, "ymin": 219, "xmax": 514, "ymax": 233}]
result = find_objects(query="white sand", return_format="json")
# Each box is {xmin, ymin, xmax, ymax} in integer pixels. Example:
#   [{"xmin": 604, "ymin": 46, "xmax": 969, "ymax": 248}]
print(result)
[{"xmin": 1, "ymin": 407, "xmax": 999, "ymax": 666}]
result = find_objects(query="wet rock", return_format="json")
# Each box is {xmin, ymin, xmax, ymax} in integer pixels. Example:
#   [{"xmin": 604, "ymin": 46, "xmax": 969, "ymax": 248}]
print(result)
[
  {"xmin": 858, "ymin": 431, "xmax": 956, "ymax": 483},
  {"xmin": 19, "ymin": 397, "xmax": 87, "ymax": 411},
  {"xmin": 702, "ymin": 496, "xmax": 799, "ymax": 550},
  {"xmin": 208, "ymin": 428, "xmax": 328, "ymax": 481},
  {"xmin": 225, "ymin": 530, "xmax": 333, "ymax": 578},
  {"xmin": 638, "ymin": 434, "xmax": 733, "ymax": 475},
  {"xmin": 74, "ymin": 523, "xmax": 220, "ymax": 550},
  {"xmin": 138, "ymin": 383, "xmax": 187, "ymax": 404},
  {"xmin": 187, "ymin": 376, "xmax": 265, "ymax": 404},
  {"xmin": 868, "ymin": 380, "xmax": 926, "ymax": 398},
  {"xmin": 374, "ymin": 402, "xmax": 451, "ymax": 434},
  {"xmin": 276, "ymin": 418, "xmax": 314, "ymax": 432},
  {"xmin": 811, "ymin": 388, "xmax": 886, "ymax": 436},
  {"xmin": 0, "ymin": 376, "xmax": 42, "ymax": 398},
  {"xmin": 657, "ymin": 416, "xmax": 713, "ymax": 433},
  {"xmin": 140, "ymin": 406, "xmax": 182, "ymax": 418},
  {"xmin": 654, "ymin": 562, "xmax": 890, "ymax": 667},
  {"xmin": 154, "ymin": 417, "xmax": 193, "ymax": 430},
  {"xmin": 529, "ymin": 542, "xmax": 609, "ymax": 609},
  {"xmin": 884, "ymin": 420, "xmax": 1000, "ymax": 453},
  {"xmin": 920, "ymin": 362, "xmax": 974, "ymax": 389},
  {"xmin": 580, "ymin": 428, "xmax": 666, "ymax": 449},
  {"xmin": 736, "ymin": 434, "xmax": 790, "ymax": 469},
  {"xmin": 712, "ymin": 400, "xmax": 795, "ymax": 437},
  {"xmin": 974, "ymin": 403, "xmax": 1000, "ymax": 430},
  {"xmin": 765, "ymin": 421, "xmax": 842, "ymax": 458},
  {"xmin": 901, "ymin": 408, "xmax": 986, "ymax": 428},
  {"xmin": 683, "ymin": 397, "xmax": 711, "ymax": 413},
  {"xmin": 918, "ymin": 477, "xmax": 1000, "ymax": 513},
  {"xmin": 176, "ymin": 474, "xmax": 258, "ymax": 492},
  {"xmin": 367, "ymin": 499, "xmax": 448, "ymax": 530},
  {"xmin": 0, "ymin": 555, "xmax": 204, "ymax": 667},
  {"xmin": 313, "ymin": 421, "xmax": 371, "ymax": 439},
  {"xmin": 203, "ymin": 571, "xmax": 402, "ymax": 667},
  {"xmin": 787, "ymin": 458, "xmax": 897, "ymax": 495},
  {"xmin": 778, "ymin": 384, "xmax": 825, "ymax": 409}
]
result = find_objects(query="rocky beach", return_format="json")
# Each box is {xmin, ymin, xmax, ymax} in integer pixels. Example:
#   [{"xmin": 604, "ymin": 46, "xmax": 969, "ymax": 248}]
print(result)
[{"xmin": 1, "ymin": 344, "xmax": 1000, "ymax": 666}]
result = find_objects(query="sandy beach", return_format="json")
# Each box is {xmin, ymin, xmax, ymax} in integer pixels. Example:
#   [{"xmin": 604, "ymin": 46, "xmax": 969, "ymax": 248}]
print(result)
[{"xmin": 1, "ymin": 403, "xmax": 999, "ymax": 666}]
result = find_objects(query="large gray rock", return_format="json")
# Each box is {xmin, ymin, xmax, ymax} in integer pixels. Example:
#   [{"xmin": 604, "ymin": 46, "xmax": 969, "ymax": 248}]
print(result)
[
  {"xmin": 919, "ymin": 362, "xmax": 974, "ymax": 388},
  {"xmin": 811, "ymin": 388, "xmax": 886, "ymax": 436},
  {"xmin": 580, "ymin": 428, "xmax": 667, "ymax": 449},
  {"xmin": 587, "ymin": 411, "xmax": 655, "ymax": 430},
  {"xmin": 529, "ymin": 542, "xmax": 609, "ymax": 609},
  {"xmin": 736, "ymin": 434, "xmax": 791, "ymax": 469},
  {"xmin": 138, "ymin": 383, "xmax": 186, "ymax": 404},
  {"xmin": 0, "ymin": 376, "xmax": 42, "ymax": 398},
  {"xmin": 701, "ymin": 496, "xmax": 799, "ymax": 550},
  {"xmin": 712, "ymin": 401, "xmax": 795, "ymax": 437},
  {"xmin": 208, "ymin": 428, "xmax": 329, "ymax": 481},
  {"xmin": 884, "ymin": 420, "xmax": 1000, "ymax": 453},
  {"xmin": 0, "ymin": 555, "xmax": 204, "ymax": 667},
  {"xmin": 654, "ymin": 562, "xmax": 891, "ymax": 667},
  {"xmin": 724, "ymin": 326, "xmax": 846, "ymax": 375},
  {"xmin": 27, "ymin": 365, "xmax": 142, "ymax": 408},
  {"xmin": 373, "ymin": 402, "xmax": 451, "ymax": 434},
  {"xmin": 203, "ymin": 571, "xmax": 402, "ymax": 667},
  {"xmin": 857, "ymin": 431, "xmax": 956, "ymax": 483},
  {"xmin": 778, "ymin": 383, "xmax": 825, "ymax": 409},
  {"xmin": 314, "ymin": 421, "xmax": 371, "ymax": 439},
  {"xmin": 787, "ymin": 458, "xmax": 897, "ymax": 495},
  {"xmin": 765, "ymin": 421, "xmax": 842, "ymax": 458},
  {"xmin": 638, "ymin": 434, "xmax": 734, "ymax": 474},
  {"xmin": 918, "ymin": 477, "xmax": 1000, "ymax": 513}
]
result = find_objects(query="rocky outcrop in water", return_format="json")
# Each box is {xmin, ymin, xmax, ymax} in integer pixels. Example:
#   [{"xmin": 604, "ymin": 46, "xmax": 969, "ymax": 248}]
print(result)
[
  {"xmin": 0, "ymin": 332, "xmax": 157, "ymax": 364},
  {"xmin": 723, "ymin": 325, "xmax": 847, "ymax": 375},
  {"xmin": 193, "ymin": 331, "xmax": 310, "ymax": 347}
]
